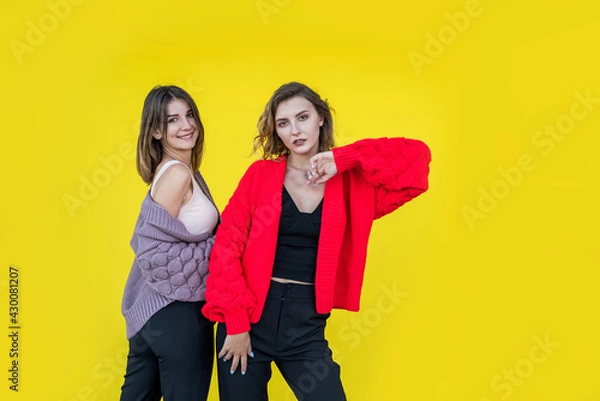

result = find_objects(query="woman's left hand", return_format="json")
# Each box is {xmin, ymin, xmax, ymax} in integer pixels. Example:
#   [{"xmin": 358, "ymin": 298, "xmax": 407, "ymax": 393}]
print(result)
[{"xmin": 307, "ymin": 151, "xmax": 338, "ymax": 185}]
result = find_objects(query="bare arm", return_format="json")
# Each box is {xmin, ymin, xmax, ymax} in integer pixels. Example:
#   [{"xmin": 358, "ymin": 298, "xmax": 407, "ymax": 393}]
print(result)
[{"xmin": 152, "ymin": 163, "xmax": 192, "ymax": 217}]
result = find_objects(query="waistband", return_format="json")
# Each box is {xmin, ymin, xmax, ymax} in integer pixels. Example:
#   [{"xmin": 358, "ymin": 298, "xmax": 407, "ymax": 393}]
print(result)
[{"xmin": 267, "ymin": 280, "xmax": 315, "ymax": 299}]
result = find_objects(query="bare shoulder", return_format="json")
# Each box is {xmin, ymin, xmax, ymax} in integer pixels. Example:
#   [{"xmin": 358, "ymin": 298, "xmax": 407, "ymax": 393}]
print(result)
[{"xmin": 153, "ymin": 163, "xmax": 192, "ymax": 201}]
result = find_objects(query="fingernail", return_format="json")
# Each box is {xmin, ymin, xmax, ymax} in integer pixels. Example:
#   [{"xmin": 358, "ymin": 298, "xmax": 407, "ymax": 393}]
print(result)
[
  {"xmin": 222, "ymin": 358, "xmax": 227, "ymax": 362},
  {"xmin": 250, "ymin": 352, "xmax": 255, "ymax": 358},
  {"xmin": 230, "ymin": 370, "xmax": 234, "ymax": 375},
  {"xmin": 241, "ymin": 371, "xmax": 246, "ymax": 375}
]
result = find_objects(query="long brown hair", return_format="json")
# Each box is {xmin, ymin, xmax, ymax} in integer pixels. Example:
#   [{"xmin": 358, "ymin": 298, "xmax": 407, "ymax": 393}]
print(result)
[
  {"xmin": 136, "ymin": 85, "xmax": 205, "ymax": 184},
  {"xmin": 254, "ymin": 82, "xmax": 334, "ymax": 160}
]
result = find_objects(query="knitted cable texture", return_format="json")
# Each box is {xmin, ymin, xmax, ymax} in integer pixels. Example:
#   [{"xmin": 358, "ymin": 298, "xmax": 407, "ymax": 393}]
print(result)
[{"xmin": 122, "ymin": 171, "xmax": 219, "ymax": 339}]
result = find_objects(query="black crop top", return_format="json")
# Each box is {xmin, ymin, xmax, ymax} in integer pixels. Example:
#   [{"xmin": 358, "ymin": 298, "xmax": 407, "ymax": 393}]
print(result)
[{"xmin": 271, "ymin": 186, "xmax": 323, "ymax": 283}]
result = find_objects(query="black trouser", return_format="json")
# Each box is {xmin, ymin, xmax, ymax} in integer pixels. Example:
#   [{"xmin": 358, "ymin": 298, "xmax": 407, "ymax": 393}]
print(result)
[
  {"xmin": 216, "ymin": 281, "xmax": 346, "ymax": 401},
  {"xmin": 120, "ymin": 301, "xmax": 214, "ymax": 401}
]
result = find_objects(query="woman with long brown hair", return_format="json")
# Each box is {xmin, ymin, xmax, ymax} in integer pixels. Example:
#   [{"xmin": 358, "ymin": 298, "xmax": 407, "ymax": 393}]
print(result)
[{"xmin": 120, "ymin": 85, "xmax": 219, "ymax": 401}]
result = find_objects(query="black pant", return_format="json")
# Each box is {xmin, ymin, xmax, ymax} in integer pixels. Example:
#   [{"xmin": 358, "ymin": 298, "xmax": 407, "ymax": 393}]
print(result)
[
  {"xmin": 120, "ymin": 301, "xmax": 214, "ymax": 401},
  {"xmin": 216, "ymin": 281, "xmax": 346, "ymax": 401}
]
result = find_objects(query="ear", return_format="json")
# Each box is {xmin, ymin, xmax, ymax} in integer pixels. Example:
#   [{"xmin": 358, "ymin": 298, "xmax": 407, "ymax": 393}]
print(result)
[
  {"xmin": 319, "ymin": 116, "xmax": 324, "ymax": 127},
  {"xmin": 153, "ymin": 131, "xmax": 162, "ymax": 140}
]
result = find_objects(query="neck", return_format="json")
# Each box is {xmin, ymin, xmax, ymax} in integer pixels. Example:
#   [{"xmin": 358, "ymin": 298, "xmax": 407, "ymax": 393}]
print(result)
[
  {"xmin": 287, "ymin": 152, "xmax": 315, "ymax": 170},
  {"xmin": 163, "ymin": 149, "xmax": 192, "ymax": 168}
]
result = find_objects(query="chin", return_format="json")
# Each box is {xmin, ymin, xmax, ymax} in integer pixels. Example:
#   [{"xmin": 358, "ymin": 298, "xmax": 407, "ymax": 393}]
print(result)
[{"xmin": 289, "ymin": 148, "xmax": 310, "ymax": 156}]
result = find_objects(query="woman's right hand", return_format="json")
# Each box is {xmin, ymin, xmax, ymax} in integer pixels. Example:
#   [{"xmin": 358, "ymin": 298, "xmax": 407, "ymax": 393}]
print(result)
[{"xmin": 219, "ymin": 332, "xmax": 253, "ymax": 375}]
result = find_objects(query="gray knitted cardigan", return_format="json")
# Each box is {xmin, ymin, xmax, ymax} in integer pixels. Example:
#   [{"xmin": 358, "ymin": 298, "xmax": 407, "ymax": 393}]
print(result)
[{"xmin": 121, "ymin": 172, "xmax": 219, "ymax": 339}]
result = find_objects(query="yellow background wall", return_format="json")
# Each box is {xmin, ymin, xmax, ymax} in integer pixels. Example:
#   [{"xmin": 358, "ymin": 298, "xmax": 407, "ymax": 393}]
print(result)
[{"xmin": 1, "ymin": 0, "xmax": 599, "ymax": 400}]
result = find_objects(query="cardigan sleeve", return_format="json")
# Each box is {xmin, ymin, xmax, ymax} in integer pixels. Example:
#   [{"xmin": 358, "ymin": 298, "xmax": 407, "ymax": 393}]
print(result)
[
  {"xmin": 131, "ymin": 198, "xmax": 216, "ymax": 302},
  {"xmin": 202, "ymin": 163, "xmax": 259, "ymax": 334},
  {"xmin": 136, "ymin": 238, "xmax": 213, "ymax": 301},
  {"xmin": 332, "ymin": 137, "xmax": 431, "ymax": 219}
]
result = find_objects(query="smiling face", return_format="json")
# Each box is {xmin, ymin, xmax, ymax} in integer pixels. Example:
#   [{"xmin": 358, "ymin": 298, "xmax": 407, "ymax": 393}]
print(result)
[
  {"xmin": 153, "ymin": 98, "xmax": 198, "ymax": 158},
  {"xmin": 274, "ymin": 96, "xmax": 324, "ymax": 158}
]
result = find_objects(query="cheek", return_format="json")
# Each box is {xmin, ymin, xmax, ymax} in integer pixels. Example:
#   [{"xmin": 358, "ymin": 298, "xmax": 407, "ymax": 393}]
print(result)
[
  {"xmin": 165, "ymin": 125, "xmax": 176, "ymax": 137},
  {"xmin": 310, "ymin": 122, "xmax": 321, "ymax": 137},
  {"xmin": 275, "ymin": 128, "xmax": 287, "ymax": 142}
]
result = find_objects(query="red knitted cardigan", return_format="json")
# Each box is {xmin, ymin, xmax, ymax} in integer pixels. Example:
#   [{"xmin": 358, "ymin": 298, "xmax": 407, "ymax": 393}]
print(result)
[{"xmin": 202, "ymin": 137, "xmax": 431, "ymax": 334}]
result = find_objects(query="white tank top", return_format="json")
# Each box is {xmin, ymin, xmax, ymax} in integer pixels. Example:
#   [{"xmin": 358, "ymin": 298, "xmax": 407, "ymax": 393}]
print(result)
[{"xmin": 151, "ymin": 160, "xmax": 219, "ymax": 235}]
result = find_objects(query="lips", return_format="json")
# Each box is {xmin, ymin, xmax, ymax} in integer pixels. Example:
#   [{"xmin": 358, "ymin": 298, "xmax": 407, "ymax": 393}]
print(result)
[
  {"xmin": 293, "ymin": 138, "xmax": 306, "ymax": 146},
  {"xmin": 178, "ymin": 132, "xmax": 195, "ymax": 140}
]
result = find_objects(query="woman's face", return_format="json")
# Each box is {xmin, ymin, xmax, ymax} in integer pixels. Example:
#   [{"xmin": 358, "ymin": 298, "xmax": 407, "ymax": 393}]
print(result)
[
  {"xmin": 275, "ymin": 96, "xmax": 323, "ymax": 158},
  {"xmin": 154, "ymin": 98, "xmax": 198, "ymax": 156}
]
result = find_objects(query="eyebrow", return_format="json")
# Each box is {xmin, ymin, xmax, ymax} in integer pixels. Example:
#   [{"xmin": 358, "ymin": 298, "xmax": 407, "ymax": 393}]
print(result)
[
  {"xmin": 275, "ymin": 109, "xmax": 309, "ymax": 122},
  {"xmin": 167, "ymin": 108, "xmax": 193, "ymax": 118}
]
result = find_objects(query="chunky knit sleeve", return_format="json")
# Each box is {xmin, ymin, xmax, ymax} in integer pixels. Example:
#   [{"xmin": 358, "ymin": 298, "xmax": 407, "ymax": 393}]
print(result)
[
  {"xmin": 130, "ymin": 193, "xmax": 217, "ymax": 302},
  {"xmin": 136, "ymin": 238, "xmax": 213, "ymax": 301},
  {"xmin": 332, "ymin": 137, "xmax": 431, "ymax": 219},
  {"xmin": 202, "ymin": 163, "xmax": 260, "ymax": 334}
]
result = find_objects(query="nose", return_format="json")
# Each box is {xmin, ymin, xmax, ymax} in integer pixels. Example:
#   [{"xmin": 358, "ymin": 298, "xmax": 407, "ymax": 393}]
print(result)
[
  {"xmin": 290, "ymin": 121, "xmax": 301, "ymax": 135},
  {"xmin": 181, "ymin": 117, "xmax": 193, "ymax": 130}
]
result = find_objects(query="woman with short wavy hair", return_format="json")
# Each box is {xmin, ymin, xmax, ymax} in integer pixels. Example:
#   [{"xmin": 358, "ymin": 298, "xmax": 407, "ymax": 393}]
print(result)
[{"xmin": 203, "ymin": 81, "xmax": 431, "ymax": 400}]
